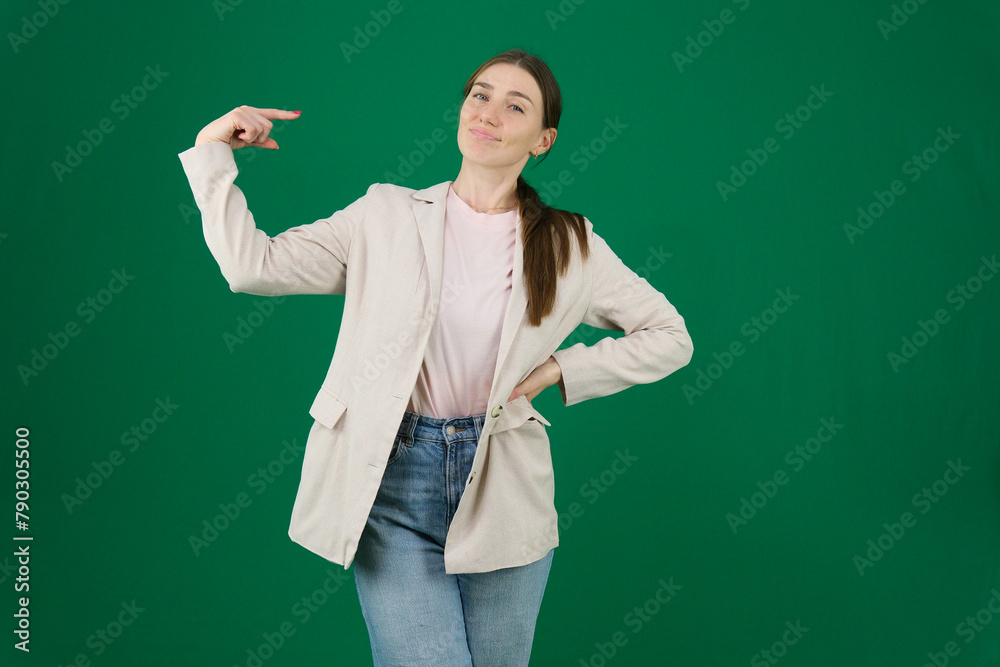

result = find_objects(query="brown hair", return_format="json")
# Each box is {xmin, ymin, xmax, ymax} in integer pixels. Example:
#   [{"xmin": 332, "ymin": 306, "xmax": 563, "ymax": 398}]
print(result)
[{"xmin": 460, "ymin": 48, "xmax": 591, "ymax": 326}]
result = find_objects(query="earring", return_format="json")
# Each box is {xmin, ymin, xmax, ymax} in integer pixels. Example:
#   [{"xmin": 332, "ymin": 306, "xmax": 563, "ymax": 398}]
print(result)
[{"xmin": 532, "ymin": 152, "xmax": 538, "ymax": 160}]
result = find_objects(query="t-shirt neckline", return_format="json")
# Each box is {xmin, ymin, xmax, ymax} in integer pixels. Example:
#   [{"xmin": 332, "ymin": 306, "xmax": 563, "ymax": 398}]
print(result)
[{"xmin": 447, "ymin": 184, "xmax": 519, "ymax": 225}]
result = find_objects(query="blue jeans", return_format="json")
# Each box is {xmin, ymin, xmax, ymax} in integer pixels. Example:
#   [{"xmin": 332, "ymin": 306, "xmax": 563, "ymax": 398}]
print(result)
[{"xmin": 353, "ymin": 410, "xmax": 554, "ymax": 666}]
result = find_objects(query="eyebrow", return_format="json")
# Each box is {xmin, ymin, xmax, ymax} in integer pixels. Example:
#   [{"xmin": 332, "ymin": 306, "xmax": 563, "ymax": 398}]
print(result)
[{"xmin": 471, "ymin": 81, "xmax": 534, "ymax": 106}]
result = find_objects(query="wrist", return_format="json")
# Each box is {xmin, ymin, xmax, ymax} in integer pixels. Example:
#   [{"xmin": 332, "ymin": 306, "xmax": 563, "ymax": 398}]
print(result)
[
  {"xmin": 548, "ymin": 356, "xmax": 563, "ymax": 384},
  {"xmin": 194, "ymin": 132, "xmax": 220, "ymax": 147}
]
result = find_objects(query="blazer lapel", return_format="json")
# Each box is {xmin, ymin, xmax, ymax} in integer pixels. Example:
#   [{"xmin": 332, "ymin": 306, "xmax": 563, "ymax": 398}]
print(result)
[
  {"xmin": 491, "ymin": 209, "xmax": 528, "ymax": 395},
  {"xmin": 411, "ymin": 181, "xmax": 449, "ymax": 315},
  {"xmin": 410, "ymin": 181, "xmax": 529, "ymax": 403}
]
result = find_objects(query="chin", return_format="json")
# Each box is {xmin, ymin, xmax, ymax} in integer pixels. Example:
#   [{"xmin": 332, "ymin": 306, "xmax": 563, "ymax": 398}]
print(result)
[
  {"xmin": 464, "ymin": 155, "xmax": 512, "ymax": 171},
  {"xmin": 459, "ymin": 144, "xmax": 505, "ymax": 167}
]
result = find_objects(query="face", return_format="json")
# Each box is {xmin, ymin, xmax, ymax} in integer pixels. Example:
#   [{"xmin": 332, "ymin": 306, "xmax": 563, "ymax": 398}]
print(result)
[{"xmin": 457, "ymin": 62, "xmax": 556, "ymax": 170}]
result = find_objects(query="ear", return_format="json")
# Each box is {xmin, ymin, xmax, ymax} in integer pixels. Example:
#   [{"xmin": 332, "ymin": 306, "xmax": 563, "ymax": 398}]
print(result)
[{"xmin": 534, "ymin": 127, "xmax": 557, "ymax": 156}]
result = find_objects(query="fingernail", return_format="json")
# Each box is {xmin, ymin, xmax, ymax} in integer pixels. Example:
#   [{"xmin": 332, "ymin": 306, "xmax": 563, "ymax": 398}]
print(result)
[{"xmin": 292, "ymin": 110, "xmax": 301, "ymax": 115}]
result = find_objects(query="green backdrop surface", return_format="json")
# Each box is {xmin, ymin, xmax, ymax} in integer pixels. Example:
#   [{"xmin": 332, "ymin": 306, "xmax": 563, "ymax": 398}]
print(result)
[{"xmin": 3, "ymin": 0, "xmax": 999, "ymax": 665}]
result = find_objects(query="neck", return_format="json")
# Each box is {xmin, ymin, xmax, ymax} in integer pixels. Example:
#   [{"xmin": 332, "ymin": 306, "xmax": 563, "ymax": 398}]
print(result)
[{"xmin": 451, "ymin": 161, "xmax": 521, "ymax": 213}]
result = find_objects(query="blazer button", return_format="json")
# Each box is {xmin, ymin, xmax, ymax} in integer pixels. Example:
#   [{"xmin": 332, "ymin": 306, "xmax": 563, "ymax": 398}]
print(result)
[{"xmin": 490, "ymin": 405, "xmax": 503, "ymax": 418}]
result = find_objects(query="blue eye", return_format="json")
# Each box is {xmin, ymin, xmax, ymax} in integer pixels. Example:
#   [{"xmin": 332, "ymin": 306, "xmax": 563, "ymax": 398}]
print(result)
[{"xmin": 471, "ymin": 91, "xmax": 524, "ymax": 113}]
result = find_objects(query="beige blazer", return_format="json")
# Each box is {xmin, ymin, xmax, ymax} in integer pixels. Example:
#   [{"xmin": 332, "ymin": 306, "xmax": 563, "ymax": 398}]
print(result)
[{"xmin": 178, "ymin": 141, "xmax": 693, "ymax": 574}]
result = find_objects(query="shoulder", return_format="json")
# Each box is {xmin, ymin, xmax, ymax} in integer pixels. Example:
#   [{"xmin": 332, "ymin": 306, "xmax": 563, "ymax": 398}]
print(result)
[
  {"xmin": 364, "ymin": 182, "xmax": 414, "ymax": 197},
  {"xmin": 357, "ymin": 181, "xmax": 456, "ymax": 211},
  {"xmin": 343, "ymin": 182, "xmax": 418, "ymax": 217},
  {"xmin": 551, "ymin": 208, "xmax": 595, "ymax": 252},
  {"xmin": 362, "ymin": 181, "xmax": 449, "ymax": 200}
]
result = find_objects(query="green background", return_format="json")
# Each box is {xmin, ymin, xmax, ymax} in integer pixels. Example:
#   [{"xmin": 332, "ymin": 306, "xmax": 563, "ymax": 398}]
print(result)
[{"xmin": 4, "ymin": 0, "xmax": 999, "ymax": 664}]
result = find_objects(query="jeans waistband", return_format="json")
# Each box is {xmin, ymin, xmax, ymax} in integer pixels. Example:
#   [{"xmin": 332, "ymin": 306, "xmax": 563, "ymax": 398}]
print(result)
[{"xmin": 398, "ymin": 410, "xmax": 487, "ymax": 444}]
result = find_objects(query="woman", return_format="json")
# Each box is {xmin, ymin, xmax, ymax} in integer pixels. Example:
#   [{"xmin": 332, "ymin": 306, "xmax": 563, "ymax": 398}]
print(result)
[{"xmin": 178, "ymin": 48, "xmax": 693, "ymax": 665}]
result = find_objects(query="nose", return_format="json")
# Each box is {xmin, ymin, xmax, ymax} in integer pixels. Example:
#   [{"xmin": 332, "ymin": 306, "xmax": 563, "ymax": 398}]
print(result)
[{"xmin": 479, "ymin": 101, "xmax": 500, "ymax": 125}]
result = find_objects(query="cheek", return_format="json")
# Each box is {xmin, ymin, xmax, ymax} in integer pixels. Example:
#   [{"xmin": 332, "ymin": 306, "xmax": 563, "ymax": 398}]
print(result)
[
  {"xmin": 508, "ymin": 127, "xmax": 531, "ymax": 147},
  {"xmin": 459, "ymin": 105, "xmax": 476, "ymax": 125}
]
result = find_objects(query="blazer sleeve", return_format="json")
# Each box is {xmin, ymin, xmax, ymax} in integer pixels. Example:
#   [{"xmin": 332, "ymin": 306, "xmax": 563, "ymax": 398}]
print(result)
[
  {"xmin": 177, "ymin": 141, "xmax": 378, "ymax": 296},
  {"xmin": 550, "ymin": 218, "xmax": 694, "ymax": 407}
]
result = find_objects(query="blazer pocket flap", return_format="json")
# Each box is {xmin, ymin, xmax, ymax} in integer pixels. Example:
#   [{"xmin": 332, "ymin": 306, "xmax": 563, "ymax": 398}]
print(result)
[
  {"xmin": 492, "ymin": 395, "xmax": 551, "ymax": 434},
  {"xmin": 309, "ymin": 387, "xmax": 347, "ymax": 430}
]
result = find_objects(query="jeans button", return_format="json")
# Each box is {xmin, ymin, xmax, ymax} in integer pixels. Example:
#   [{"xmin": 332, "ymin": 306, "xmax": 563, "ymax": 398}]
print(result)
[{"xmin": 446, "ymin": 425, "xmax": 456, "ymax": 435}]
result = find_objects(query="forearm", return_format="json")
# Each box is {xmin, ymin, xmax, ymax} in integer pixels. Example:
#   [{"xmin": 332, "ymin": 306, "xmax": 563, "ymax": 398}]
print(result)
[{"xmin": 177, "ymin": 142, "xmax": 364, "ymax": 296}]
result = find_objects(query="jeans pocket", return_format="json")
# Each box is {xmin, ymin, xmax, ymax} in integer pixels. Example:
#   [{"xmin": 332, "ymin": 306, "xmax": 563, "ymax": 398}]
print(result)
[{"xmin": 386, "ymin": 433, "xmax": 410, "ymax": 466}]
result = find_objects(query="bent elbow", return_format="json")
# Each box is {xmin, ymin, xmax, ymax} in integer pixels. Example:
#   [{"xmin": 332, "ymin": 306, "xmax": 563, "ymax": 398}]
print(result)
[
  {"xmin": 665, "ymin": 322, "xmax": 694, "ymax": 370},
  {"xmin": 226, "ymin": 278, "xmax": 247, "ymax": 294},
  {"xmin": 222, "ymin": 268, "xmax": 252, "ymax": 294},
  {"xmin": 652, "ymin": 327, "xmax": 693, "ymax": 381},
  {"xmin": 679, "ymin": 333, "xmax": 694, "ymax": 367}
]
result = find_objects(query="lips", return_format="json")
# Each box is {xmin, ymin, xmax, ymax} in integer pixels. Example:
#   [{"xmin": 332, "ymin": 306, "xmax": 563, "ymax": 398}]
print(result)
[{"xmin": 470, "ymin": 127, "xmax": 499, "ymax": 141}]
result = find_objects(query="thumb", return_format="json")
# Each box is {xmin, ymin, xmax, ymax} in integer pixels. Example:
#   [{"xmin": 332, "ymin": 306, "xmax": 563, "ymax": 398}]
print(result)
[{"xmin": 509, "ymin": 383, "xmax": 535, "ymax": 402}]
